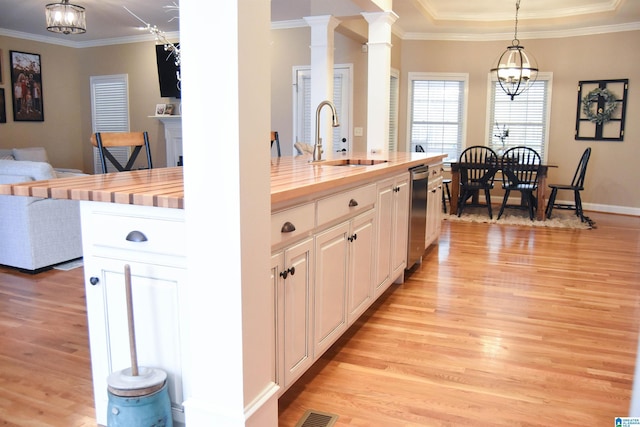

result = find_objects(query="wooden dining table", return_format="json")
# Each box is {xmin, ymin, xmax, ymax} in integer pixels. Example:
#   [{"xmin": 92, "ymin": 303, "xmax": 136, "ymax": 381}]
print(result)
[{"xmin": 449, "ymin": 162, "xmax": 554, "ymax": 221}]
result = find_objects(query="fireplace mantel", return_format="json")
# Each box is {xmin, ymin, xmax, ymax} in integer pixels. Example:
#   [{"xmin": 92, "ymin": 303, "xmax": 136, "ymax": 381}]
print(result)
[{"xmin": 152, "ymin": 115, "xmax": 183, "ymax": 167}]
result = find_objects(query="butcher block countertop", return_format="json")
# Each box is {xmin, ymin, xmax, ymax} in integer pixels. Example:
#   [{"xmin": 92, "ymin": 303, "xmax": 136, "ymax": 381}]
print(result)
[{"xmin": 0, "ymin": 152, "xmax": 446, "ymax": 209}]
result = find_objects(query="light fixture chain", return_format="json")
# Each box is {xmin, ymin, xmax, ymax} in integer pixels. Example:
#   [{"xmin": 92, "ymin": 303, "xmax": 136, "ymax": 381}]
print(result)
[{"xmin": 513, "ymin": 0, "xmax": 521, "ymax": 45}]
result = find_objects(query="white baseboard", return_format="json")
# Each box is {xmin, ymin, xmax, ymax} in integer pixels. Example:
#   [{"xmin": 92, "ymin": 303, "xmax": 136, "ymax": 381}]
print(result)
[
  {"xmin": 503, "ymin": 197, "xmax": 640, "ymax": 217},
  {"xmin": 545, "ymin": 198, "xmax": 640, "ymax": 217}
]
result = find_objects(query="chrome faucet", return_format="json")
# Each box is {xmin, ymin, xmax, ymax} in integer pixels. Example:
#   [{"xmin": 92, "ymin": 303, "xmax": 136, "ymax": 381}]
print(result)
[{"xmin": 313, "ymin": 100, "xmax": 340, "ymax": 162}]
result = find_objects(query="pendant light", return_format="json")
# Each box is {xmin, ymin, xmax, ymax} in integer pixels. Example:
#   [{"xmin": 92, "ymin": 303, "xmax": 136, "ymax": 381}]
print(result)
[
  {"xmin": 45, "ymin": 0, "xmax": 87, "ymax": 35},
  {"xmin": 490, "ymin": 0, "xmax": 538, "ymax": 100}
]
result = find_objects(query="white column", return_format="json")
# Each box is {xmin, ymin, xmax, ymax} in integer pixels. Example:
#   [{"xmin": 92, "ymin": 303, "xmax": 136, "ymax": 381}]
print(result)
[
  {"xmin": 181, "ymin": 0, "xmax": 276, "ymax": 426},
  {"xmin": 362, "ymin": 11, "xmax": 397, "ymax": 156},
  {"xmin": 304, "ymin": 15, "xmax": 340, "ymax": 155}
]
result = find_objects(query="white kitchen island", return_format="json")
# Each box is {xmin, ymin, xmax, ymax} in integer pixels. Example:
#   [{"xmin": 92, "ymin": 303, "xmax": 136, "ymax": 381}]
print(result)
[{"xmin": 0, "ymin": 152, "xmax": 445, "ymax": 426}]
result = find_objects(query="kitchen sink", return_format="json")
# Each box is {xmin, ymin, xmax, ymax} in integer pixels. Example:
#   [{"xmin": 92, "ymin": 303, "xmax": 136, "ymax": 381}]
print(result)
[{"xmin": 319, "ymin": 159, "xmax": 389, "ymax": 166}]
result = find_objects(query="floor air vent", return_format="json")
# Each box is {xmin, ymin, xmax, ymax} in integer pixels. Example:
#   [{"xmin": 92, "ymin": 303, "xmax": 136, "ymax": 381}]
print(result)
[{"xmin": 294, "ymin": 409, "xmax": 339, "ymax": 427}]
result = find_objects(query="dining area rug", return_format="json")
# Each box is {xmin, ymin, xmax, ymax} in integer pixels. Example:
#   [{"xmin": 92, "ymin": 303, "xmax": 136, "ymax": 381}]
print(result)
[{"xmin": 444, "ymin": 207, "xmax": 594, "ymax": 229}]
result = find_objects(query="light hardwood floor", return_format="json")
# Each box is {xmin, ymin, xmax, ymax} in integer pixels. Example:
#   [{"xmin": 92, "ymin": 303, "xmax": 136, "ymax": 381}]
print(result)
[{"xmin": 0, "ymin": 212, "xmax": 638, "ymax": 426}]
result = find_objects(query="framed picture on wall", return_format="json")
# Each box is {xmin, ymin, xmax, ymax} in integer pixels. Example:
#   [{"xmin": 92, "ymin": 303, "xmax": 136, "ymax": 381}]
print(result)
[
  {"xmin": 0, "ymin": 88, "xmax": 6, "ymax": 123},
  {"xmin": 10, "ymin": 50, "xmax": 44, "ymax": 122}
]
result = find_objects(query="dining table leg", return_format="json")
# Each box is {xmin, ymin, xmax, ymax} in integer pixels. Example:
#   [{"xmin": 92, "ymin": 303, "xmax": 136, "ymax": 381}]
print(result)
[
  {"xmin": 535, "ymin": 165, "xmax": 549, "ymax": 221},
  {"xmin": 450, "ymin": 165, "xmax": 460, "ymax": 215}
]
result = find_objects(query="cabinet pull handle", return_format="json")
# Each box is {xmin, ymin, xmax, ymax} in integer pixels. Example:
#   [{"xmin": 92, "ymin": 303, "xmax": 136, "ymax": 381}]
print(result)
[
  {"xmin": 281, "ymin": 222, "xmax": 296, "ymax": 233},
  {"xmin": 431, "ymin": 188, "xmax": 437, "ymax": 193},
  {"xmin": 347, "ymin": 233, "xmax": 358, "ymax": 242},
  {"xmin": 89, "ymin": 277, "xmax": 99, "ymax": 286},
  {"xmin": 348, "ymin": 199, "xmax": 358, "ymax": 207},
  {"xmin": 126, "ymin": 230, "xmax": 148, "ymax": 242},
  {"xmin": 279, "ymin": 266, "xmax": 296, "ymax": 279}
]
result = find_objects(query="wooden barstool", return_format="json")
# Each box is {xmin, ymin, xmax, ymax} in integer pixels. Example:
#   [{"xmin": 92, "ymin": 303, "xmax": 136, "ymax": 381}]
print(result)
[
  {"xmin": 270, "ymin": 131, "xmax": 281, "ymax": 157},
  {"xmin": 442, "ymin": 178, "xmax": 452, "ymax": 213}
]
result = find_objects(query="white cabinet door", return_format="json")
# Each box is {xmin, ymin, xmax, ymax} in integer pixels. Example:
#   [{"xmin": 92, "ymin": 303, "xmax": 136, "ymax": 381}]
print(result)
[
  {"xmin": 314, "ymin": 221, "xmax": 350, "ymax": 357},
  {"xmin": 84, "ymin": 257, "xmax": 187, "ymax": 426},
  {"xmin": 347, "ymin": 209, "xmax": 375, "ymax": 323},
  {"xmin": 374, "ymin": 177, "xmax": 394, "ymax": 294},
  {"xmin": 391, "ymin": 174, "xmax": 410, "ymax": 280},
  {"xmin": 375, "ymin": 173, "xmax": 410, "ymax": 296},
  {"xmin": 426, "ymin": 174, "xmax": 443, "ymax": 248},
  {"xmin": 272, "ymin": 237, "xmax": 314, "ymax": 392}
]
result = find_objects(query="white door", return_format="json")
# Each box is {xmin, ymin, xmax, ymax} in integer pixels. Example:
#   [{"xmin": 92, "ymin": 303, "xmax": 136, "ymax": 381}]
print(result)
[{"xmin": 294, "ymin": 66, "xmax": 352, "ymax": 154}]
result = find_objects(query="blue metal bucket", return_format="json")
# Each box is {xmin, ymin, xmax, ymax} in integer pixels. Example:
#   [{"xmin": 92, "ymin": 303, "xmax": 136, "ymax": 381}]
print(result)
[{"xmin": 107, "ymin": 382, "xmax": 173, "ymax": 427}]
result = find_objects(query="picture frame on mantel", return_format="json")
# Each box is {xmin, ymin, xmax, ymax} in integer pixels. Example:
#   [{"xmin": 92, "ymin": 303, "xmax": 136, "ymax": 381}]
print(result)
[
  {"xmin": 10, "ymin": 50, "xmax": 44, "ymax": 122},
  {"xmin": 575, "ymin": 79, "xmax": 628, "ymax": 141}
]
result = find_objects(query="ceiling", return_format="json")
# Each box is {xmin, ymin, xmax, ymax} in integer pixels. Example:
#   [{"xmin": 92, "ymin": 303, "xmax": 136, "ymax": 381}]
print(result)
[{"xmin": 0, "ymin": 0, "xmax": 639, "ymax": 46}]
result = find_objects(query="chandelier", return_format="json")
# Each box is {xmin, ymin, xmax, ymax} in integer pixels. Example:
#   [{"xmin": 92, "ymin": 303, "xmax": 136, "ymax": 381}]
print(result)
[
  {"xmin": 45, "ymin": 0, "xmax": 86, "ymax": 35},
  {"xmin": 490, "ymin": 0, "xmax": 538, "ymax": 100}
]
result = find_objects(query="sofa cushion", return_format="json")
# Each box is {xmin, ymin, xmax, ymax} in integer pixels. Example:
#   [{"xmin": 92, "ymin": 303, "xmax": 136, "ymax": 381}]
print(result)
[
  {"xmin": 0, "ymin": 149, "xmax": 14, "ymax": 160},
  {"xmin": 0, "ymin": 159, "xmax": 57, "ymax": 183},
  {"xmin": 12, "ymin": 147, "xmax": 50, "ymax": 163}
]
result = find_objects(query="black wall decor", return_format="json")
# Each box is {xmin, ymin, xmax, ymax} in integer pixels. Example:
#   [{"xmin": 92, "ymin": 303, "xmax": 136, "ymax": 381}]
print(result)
[{"xmin": 575, "ymin": 79, "xmax": 628, "ymax": 141}]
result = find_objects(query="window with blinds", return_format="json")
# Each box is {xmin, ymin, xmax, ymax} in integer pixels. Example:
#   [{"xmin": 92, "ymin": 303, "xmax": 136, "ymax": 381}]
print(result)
[
  {"xmin": 90, "ymin": 74, "xmax": 130, "ymax": 173},
  {"xmin": 408, "ymin": 73, "xmax": 467, "ymax": 162},
  {"xmin": 488, "ymin": 74, "xmax": 552, "ymax": 161},
  {"xmin": 388, "ymin": 71, "xmax": 399, "ymax": 152}
]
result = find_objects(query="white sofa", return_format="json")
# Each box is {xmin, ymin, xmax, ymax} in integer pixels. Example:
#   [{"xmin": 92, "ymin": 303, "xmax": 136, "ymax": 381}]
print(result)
[{"xmin": 0, "ymin": 148, "xmax": 85, "ymax": 272}]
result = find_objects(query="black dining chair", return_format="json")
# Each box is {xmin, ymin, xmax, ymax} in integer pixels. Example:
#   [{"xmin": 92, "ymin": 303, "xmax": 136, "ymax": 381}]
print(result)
[
  {"xmin": 545, "ymin": 147, "xmax": 592, "ymax": 223},
  {"xmin": 456, "ymin": 145, "xmax": 499, "ymax": 218},
  {"xmin": 497, "ymin": 146, "xmax": 541, "ymax": 220}
]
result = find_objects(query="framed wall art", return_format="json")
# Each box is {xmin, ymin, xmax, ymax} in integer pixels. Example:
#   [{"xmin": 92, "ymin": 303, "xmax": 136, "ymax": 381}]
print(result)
[
  {"xmin": 575, "ymin": 79, "xmax": 628, "ymax": 141},
  {"xmin": 10, "ymin": 50, "xmax": 44, "ymax": 122},
  {"xmin": 0, "ymin": 88, "xmax": 6, "ymax": 123}
]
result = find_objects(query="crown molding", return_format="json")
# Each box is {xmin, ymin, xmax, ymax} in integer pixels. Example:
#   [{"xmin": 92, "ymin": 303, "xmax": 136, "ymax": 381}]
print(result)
[
  {"xmin": 401, "ymin": 22, "xmax": 640, "ymax": 41},
  {"xmin": 0, "ymin": 28, "xmax": 179, "ymax": 48}
]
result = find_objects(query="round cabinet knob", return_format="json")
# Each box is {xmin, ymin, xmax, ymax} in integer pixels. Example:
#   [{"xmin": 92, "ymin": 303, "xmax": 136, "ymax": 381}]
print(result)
[{"xmin": 89, "ymin": 277, "xmax": 100, "ymax": 286}]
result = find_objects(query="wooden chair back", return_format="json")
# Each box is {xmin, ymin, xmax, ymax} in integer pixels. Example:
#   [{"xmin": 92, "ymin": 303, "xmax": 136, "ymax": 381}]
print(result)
[{"xmin": 91, "ymin": 132, "xmax": 152, "ymax": 173}]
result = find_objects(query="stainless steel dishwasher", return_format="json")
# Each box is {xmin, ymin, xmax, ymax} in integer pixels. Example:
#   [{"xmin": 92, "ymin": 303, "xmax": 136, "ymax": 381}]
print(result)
[{"xmin": 407, "ymin": 164, "xmax": 429, "ymax": 268}]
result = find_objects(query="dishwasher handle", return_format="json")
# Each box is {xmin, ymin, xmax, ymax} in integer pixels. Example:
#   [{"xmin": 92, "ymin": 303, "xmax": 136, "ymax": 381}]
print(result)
[{"xmin": 410, "ymin": 165, "xmax": 429, "ymax": 181}]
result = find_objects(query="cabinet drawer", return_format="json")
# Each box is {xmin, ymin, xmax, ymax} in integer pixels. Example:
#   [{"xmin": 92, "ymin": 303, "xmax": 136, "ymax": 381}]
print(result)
[
  {"xmin": 316, "ymin": 183, "xmax": 376, "ymax": 227},
  {"xmin": 83, "ymin": 206, "xmax": 186, "ymax": 258},
  {"xmin": 430, "ymin": 162, "xmax": 443, "ymax": 180},
  {"xmin": 271, "ymin": 202, "xmax": 315, "ymax": 247}
]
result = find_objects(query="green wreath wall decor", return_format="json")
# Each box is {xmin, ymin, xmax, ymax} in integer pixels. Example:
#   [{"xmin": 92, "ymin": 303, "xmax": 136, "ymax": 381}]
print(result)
[{"xmin": 581, "ymin": 88, "xmax": 618, "ymax": 125}]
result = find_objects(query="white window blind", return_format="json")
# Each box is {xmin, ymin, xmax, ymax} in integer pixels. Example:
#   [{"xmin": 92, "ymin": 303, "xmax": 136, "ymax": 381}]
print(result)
[
  {"xmin": 388, "ymin": 71, "xmax": 399, "ymax": 152},
  {"xmin": 488, "ymin": 76, "xmax": 551, "ymax": 161},
  {"xmin": 408, "ymin": 73, "xmax": 467, "ymax": 162},
  {"xmin": 298, "ymin": 72, "xmax": 345, "ymax": 152},
  {"xmin": 90, "ymin": 74, "xmax": 130, "ymax": 173}
]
